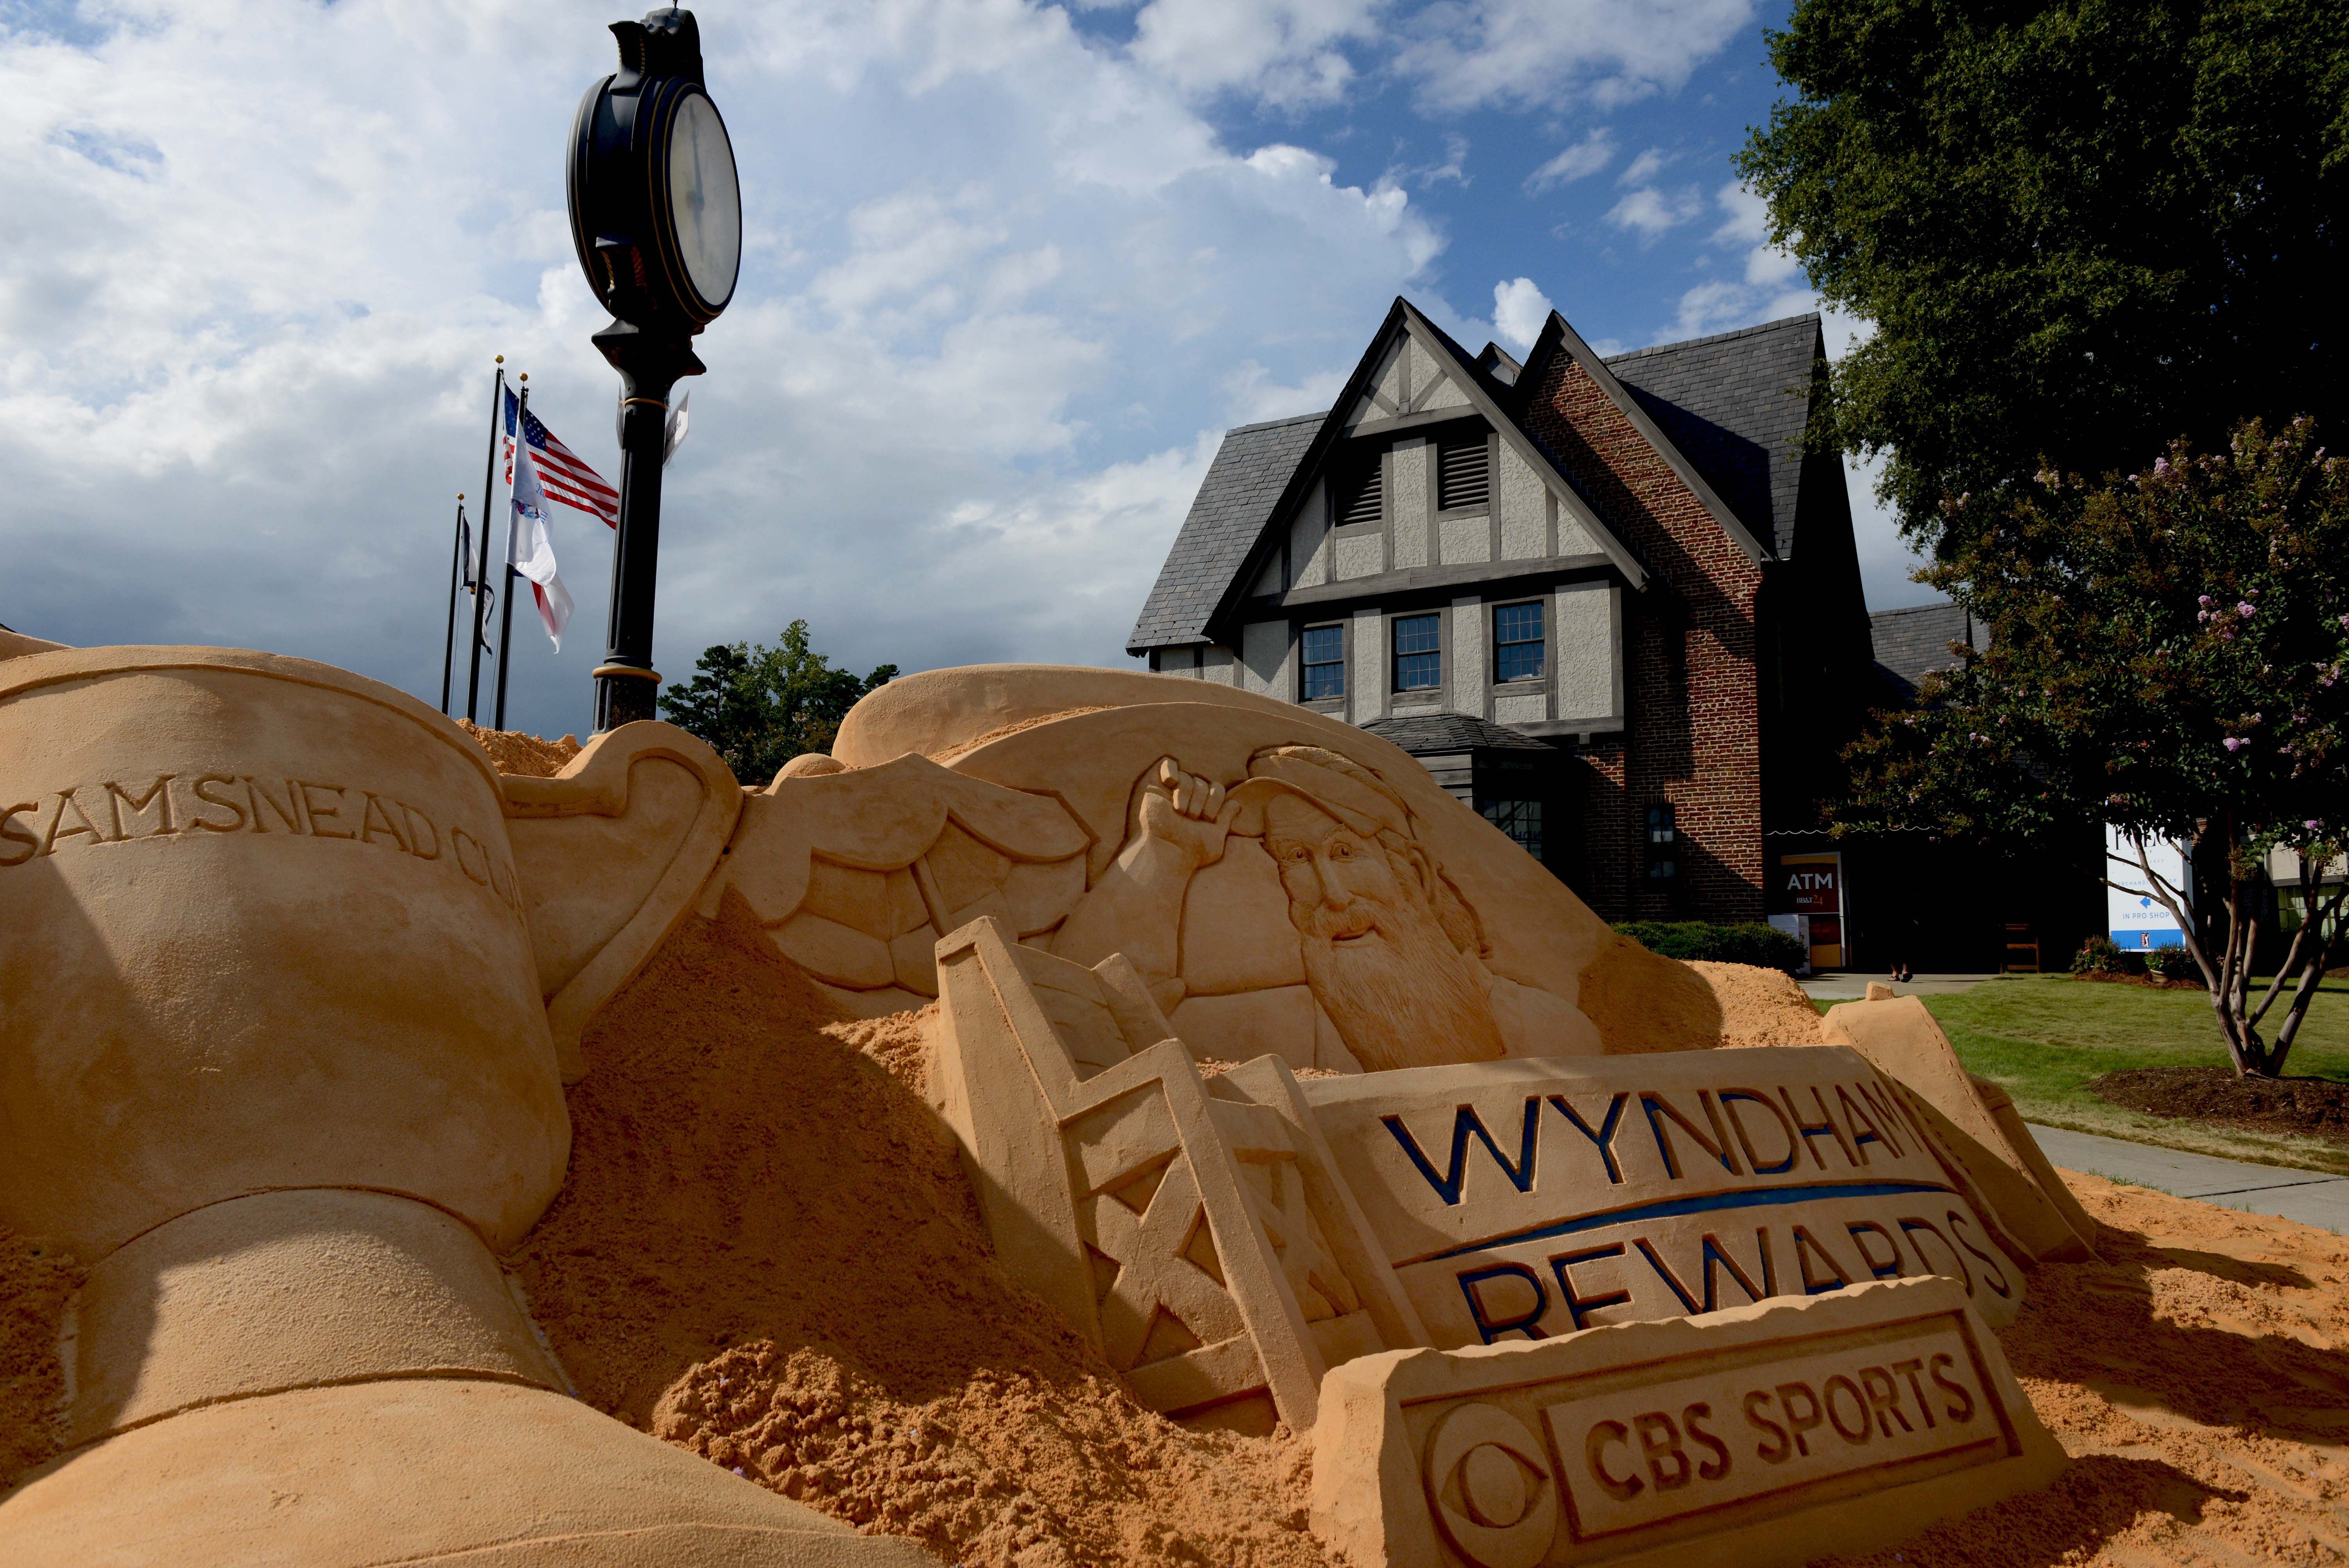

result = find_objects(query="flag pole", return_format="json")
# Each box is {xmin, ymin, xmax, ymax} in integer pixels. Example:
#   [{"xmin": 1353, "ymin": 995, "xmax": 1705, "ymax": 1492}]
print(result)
[
  {"xmin": 465, "ymin": 356, "xmax": 506, "ymax": 723},
  {"xmin": 439, "ymin": 494, "xmax": 466, "ymax": 715},
  {"xmin": 492, "ymin": 378, "xmax": 529, "ymax": 731}
]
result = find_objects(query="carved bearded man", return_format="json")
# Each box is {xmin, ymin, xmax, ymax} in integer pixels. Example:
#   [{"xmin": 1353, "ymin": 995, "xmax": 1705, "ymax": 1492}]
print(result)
[{"xmin": 1052, "ymin": 744, "xmax": 1584, "ymax": 1073}]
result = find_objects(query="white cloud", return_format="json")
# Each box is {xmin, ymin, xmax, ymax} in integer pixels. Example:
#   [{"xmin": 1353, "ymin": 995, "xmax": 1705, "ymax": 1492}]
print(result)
[
  {"xmin": 1846, "ymin": 449, "xmax": 1938, "ymax": 612},
  {"xmin": 1492, "ymin": 277, "xmax": 1553, "ymax": 350},
  {"xmin": 1605, "ymin": 184, "xmax": 1703, "ymax": 239},
  {"xmin": 1709, "ymin": 179, "xmax": 1769, "ymax": 245},
  {"xmin": 1223, "ymin": 360, "xmax": 1349, "ymax": 424},
  {"xmin": 0, "ymin": 0, "xmax": 1453, "ymax": 738},
  {"xmin": 1657, "ymin": 180, "xmax": 1815, "ymax": 338},
  {"xmin": 1618, "ymin": 146, "xmax": 1671, "ymax": 186},
  {"xmin": 1394, "ymin": 0, "xmax": 1756, "ymax": 113},
  {"xmin": 1128, "ymin": 0, "xmax": 1382, "ymax": 107},
  {"xmin": 1524, "ymin": 128, "xmax": 1613, "ymax": 191}
]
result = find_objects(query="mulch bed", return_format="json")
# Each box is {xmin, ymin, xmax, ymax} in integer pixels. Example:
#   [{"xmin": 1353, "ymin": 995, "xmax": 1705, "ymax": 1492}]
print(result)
[
  {"xmin": 2073, "ymin": 970, "xmax": 2204, "ymax": 991},
  {"xmin": 2089, "ymin": 1064, "xmax": 2349, "ymax": 1145}
]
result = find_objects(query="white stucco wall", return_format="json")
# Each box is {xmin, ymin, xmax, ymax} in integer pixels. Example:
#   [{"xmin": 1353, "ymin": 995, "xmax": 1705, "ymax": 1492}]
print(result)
[
  {"xmin": 1241, "ymin": 620, "xmax": 1292, "ymax": 699},
  {"xmin": 1451, "ymin": 597, "xmax": 1487, "ymax": 718},
  {"xmin": 1554, "ymin": 581, "xmax": 1623, "ymax": 723},
  {"xmin": 1497, "ymin": 444, "xmax": 1547, "ymax": 559},
  {"xmin": 1350, "ymin": 608, "xmax": 1384, "ymax": 725},
  {"xmin": 1289, "ymin": 480, "xmax": 1328, "ymax": 588},
  {"xmin": 1494, "ymin": 691, "xmax": 1547, "ymax": 725},
  {"xmin": 1390, "ymin": 440, "xmax": 1429, "ymax": 568},
  {"xmin": 1439, "ymin": 515, "xmax": 1490, "ymax": 565}
]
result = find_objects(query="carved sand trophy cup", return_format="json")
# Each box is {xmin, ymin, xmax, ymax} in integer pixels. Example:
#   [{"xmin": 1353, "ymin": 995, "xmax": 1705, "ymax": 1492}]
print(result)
[{"xmin": 0, "ymin": 646, "xmax": 925, "ymax": 1565}]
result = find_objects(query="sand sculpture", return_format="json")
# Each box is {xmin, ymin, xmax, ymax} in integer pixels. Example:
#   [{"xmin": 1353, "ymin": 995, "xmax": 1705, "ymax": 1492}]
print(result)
[{"xmin": 0, "ymin": 644, "xmax": 2098, "ymax": 1565}]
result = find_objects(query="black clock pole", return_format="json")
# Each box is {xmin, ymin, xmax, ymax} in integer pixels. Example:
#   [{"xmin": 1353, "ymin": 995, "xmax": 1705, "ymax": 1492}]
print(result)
[{"xmin": 591, "ymin": 326, "xmax": 702, "ymax": 730}]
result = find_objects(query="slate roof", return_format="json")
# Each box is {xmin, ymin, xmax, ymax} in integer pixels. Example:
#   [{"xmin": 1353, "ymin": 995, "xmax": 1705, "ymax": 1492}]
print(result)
[
  {"xmin": 1602, "ymin": 314, "xmax": 1820, "ymax": 559},
  {"xmin": 1870, "ymin": 602, "xmax": 1985, "ymax": 689},
  {"xmin": 1126, "ymin": 412, "xmax": 1323, "ymax": 651},
  {"xmin": 1362, "ymin": 713, "xmax": 1556, "ymax": 754}
]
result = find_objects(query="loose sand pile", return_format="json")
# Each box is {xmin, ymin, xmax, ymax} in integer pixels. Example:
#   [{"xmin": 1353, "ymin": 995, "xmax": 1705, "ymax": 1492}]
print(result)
[
  {"xmin": 456, "ymin": 719, "xmax": 581, "ymax": 777},
  {"xmin": 10, "ymin": 911, "xmax": 2349, "ymax": 1565},
  {"xmin": 510, "ymin": 898, "xmax": 1326, "ymax": 1567},
  {"xmin": 1690, "ymin": 958, "xmax": 1832, "ymax": 1048}
]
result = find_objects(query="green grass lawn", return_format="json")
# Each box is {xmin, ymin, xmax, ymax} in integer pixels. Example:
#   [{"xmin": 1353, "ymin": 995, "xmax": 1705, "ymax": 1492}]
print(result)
[{"xmin": 1830, "ymin": 975, "xmax": 2349, "ymax": 1174}]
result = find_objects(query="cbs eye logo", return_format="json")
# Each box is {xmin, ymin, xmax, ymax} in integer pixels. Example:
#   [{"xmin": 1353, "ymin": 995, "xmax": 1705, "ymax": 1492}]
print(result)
[{"xmin": 1421, "ymin": 1402, "xmax": 1557, "ymax": 1568}]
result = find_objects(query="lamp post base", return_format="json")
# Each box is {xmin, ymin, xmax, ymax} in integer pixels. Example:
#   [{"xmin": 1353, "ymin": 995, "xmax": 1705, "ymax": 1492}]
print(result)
[{"xmin": 592, "ymin": 664, "xmax": 661, "ymax": 731}]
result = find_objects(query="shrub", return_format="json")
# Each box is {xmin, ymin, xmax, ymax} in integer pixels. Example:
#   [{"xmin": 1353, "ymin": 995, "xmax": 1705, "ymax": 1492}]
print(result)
[
  {"xmin": 1613, "ymin": 921, "xmax": 1807, "ymax": 975},
  {"xmin": 2071, "ymin": 937, "xmax": 2149, "ymax": 976},
  {"xmin": 2071, "ymin": 936, "xmax": 2123, "ymax": 975},
  {"xmin": 2148, "ymin": 947, "xmax": 2201, "ymax": 982}
]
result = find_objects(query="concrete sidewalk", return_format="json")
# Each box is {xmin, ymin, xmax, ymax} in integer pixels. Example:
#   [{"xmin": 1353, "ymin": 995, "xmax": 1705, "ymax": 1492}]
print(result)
[
  {"xmin": 1801, "ymin": 973, "xmax": 1999, "ymax": 1001},
  {"xmin": 2027, "ymin": 1122, "xmax": 2349, "ymax": 1234}
]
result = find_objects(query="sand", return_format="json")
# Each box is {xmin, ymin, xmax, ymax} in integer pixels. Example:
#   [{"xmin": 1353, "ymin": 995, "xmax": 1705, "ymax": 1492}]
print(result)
[
  {"xmin": 456, "ymin": 719, "xmax": 582, "ymax": 777},
  {"xmin": 1691, "ymin": 958, "xmax": 1832, "ymax": 1048},
  {"xmin": 0, "ymin": 1233, "xmax": 78, "ymax": 1486},
  {"xmin": 1817, "ymin": 1172, "xmax": 2349, "ymax": 1566},
  {"xmin": 11, "ymin": 915, "xmax": 2349, "ymax": 1564},
  {"xmin": 509, "ymin": 896, "xmax": 1327, "ymax": 1567}
]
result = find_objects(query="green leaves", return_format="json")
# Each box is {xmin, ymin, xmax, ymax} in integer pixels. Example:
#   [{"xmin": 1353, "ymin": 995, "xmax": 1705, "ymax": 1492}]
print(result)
[
  {"xmin": 1740, "ymin": 0, "xmax": 2349, "ymax": 550},
  {"xmin": 1842, "ymin": 419, "xmax": 2347, "ymax": 868},
  {"xmin": 657, "ymin": 620, "xmax": 897, "ymax": 787}
]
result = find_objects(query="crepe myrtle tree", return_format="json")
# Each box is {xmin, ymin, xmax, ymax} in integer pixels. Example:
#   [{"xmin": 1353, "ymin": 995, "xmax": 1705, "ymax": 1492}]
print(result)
[{"xmin": 1837, "ymin": 418, "xmax": 2348, "ymax": 1078}]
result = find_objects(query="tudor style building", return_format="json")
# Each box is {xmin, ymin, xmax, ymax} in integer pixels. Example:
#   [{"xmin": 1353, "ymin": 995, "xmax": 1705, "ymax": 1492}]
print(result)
[{"xmin": 1128, "ymin": 298, "xmax": 1878, "ymax": 945}]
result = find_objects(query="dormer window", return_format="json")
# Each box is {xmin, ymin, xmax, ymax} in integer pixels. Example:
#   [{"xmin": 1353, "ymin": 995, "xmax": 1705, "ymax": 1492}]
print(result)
[{"xmin": 1436, "ymin": 430, "xmax": 1490, "ymax": 511}]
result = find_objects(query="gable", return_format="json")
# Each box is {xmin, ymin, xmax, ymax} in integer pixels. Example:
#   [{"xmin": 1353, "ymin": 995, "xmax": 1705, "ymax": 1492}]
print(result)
[{"xmin": 1343, "ymin": 334, "xmax": 1475, "ymax": 430}]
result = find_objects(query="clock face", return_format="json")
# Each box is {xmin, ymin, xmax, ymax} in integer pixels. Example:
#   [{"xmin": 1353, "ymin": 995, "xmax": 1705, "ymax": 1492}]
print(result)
[{"xmin": 665, "ymin": 92, "xmax": 740, "ymax": 310}]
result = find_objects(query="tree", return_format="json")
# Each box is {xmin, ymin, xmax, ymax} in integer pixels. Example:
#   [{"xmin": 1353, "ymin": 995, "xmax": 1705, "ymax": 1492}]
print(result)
[
  {"xmin": 1836, "ymin": 419, "xmax": 2348, "ymax": 1077},
  {"xmin": 658, "ymin": 621, "xmax": 897, "ymax": 786},
  {"xmin": 1738, "ymin": 0, "xmax": 2349, "ymax": 553}
]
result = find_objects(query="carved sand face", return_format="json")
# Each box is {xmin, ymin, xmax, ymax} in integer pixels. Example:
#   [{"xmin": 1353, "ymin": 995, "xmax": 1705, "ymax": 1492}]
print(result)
[{"xmin": 1264, "ymin": 792, "xmax": 1506, "ymax": 1070}]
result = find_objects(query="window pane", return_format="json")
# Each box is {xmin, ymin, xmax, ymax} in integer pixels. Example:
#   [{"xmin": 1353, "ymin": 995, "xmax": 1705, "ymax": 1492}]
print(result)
[
  {"xmin": 1480, "ymin": 798, "xmax": 1542, "ymax": 859},
  {"xmin": 1301, "ymin": 625, "xmax": 1343, "ymax": 663},
  {"xmin": 1495, "ymin": 602, "xmax": 1541, "ymax": 643},
  {"xmin": 1394, "ymin": 614, "xmax": 1440, "ymax": 654},
  {"xmin": 1393, "ymin": 613, "xmax": 1441, "ymax": 691}
]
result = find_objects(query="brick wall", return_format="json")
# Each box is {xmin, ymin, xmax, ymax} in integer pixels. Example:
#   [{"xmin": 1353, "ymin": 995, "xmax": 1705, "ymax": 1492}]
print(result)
[{"xmin": 1523, "ymin": 358, "xmax": 1765, "ymax": 923}]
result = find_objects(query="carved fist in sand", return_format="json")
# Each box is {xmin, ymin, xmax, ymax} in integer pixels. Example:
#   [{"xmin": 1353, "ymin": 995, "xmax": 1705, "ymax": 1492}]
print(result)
[{"xmin": 1136, "ymin": 757, "xmax": 1239, "ymax": 870}]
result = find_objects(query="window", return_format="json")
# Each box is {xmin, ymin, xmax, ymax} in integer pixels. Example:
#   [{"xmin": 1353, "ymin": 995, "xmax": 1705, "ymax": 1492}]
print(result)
[
  {"xmin": 1646, "ymin": 804, "xmax": 1679, "ymax": 880},
  {"xmin": 1436, "ymin": 431, "xmax": 1490, "ymax": 511},
  {"xmin": 1393, "ymin": 613, "xmax": 1441, "ymax": 692},
  {"xmin": 1300, "ymin": 624, "xmax": 1345, "ymax": 701},
  {"xmin": 1494, "ymin": 601, "xmax": 1543, "ymax": 682},
  {"xmin": 1481, "ymin": 798, "xmax": 1542, "ymax": 859},
  {"xmin": 1338, "ymin": 448, "xmax": 1385, "ymax": 527}
]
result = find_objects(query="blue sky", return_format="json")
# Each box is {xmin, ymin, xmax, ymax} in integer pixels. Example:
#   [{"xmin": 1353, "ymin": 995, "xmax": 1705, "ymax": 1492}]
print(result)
[{"xmin": 0, "ymin": 0, "xmax": 1927, "ymax": 741}]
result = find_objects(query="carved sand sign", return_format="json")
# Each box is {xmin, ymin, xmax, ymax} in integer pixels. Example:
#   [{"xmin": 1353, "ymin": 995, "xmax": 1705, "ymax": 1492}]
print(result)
[
  {"xmin": 932, "ymin": 914, "xmax": 2029, "ymax": 1449},
  {"xmin": 1312, "ymin": 1276, "xmax": 2063, "ymax": 1568},
  {"xmin": 1299, "ymin": 1048, "xmax": 2022, "ymax": 1346}
]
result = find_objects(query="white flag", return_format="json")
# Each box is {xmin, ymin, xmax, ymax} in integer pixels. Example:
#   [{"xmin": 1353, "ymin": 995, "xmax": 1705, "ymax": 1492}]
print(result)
[{"xmin": 508, "ymin": 439, "xmax": 574, "ymax": 649}]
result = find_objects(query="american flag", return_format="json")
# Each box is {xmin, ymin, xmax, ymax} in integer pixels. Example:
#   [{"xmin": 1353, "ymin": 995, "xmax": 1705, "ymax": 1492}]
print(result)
[{"xmin": 505, "ymin": 389, "xmax": 618, "ymax": 528}]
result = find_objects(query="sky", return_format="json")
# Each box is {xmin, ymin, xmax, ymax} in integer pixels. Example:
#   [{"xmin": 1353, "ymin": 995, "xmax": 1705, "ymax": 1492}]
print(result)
[{"xmin": 0, "ymin": 0, "xmax": 1934, "ymax": 740}]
